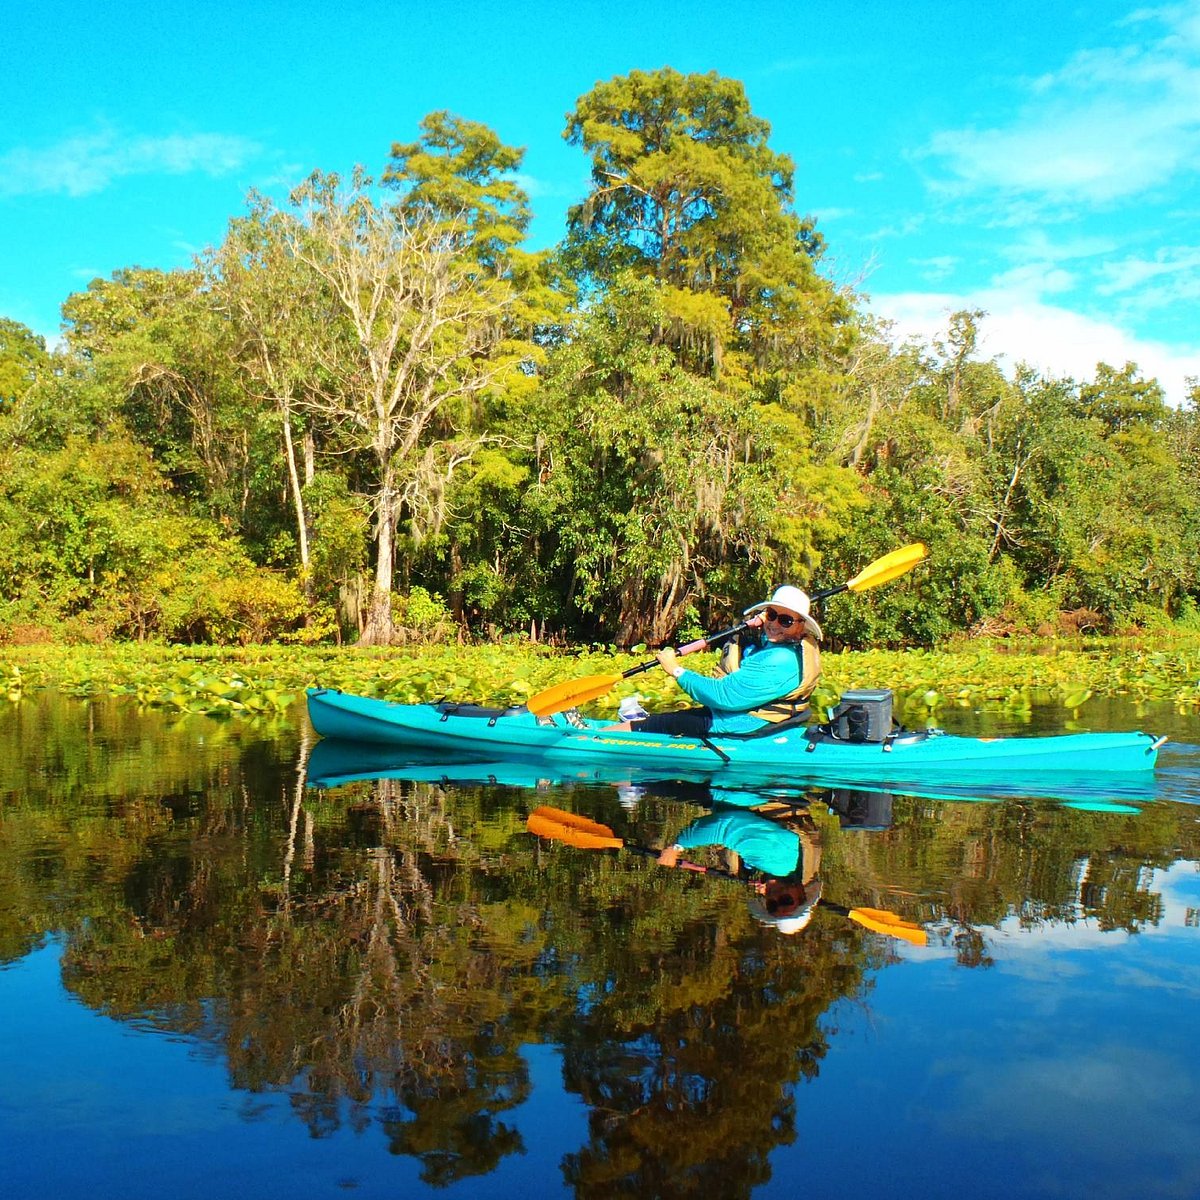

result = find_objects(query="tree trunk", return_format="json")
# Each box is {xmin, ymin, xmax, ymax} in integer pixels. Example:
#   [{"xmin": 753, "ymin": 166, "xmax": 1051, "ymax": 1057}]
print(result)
[
  {"xmin": 449, "ymin": 540, "xmax": 464, "ymax": 622},
  {"xmin": 279, "ymin": 399, "xmax": 310, "ymax": 589},
  {"xmin": 360, "ymin": 471, "xmax": 397, "ymax": 646}
]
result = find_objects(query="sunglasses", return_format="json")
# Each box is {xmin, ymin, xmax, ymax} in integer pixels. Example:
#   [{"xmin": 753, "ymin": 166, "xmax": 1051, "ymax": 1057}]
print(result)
[
  {"xmin": 765, "ymin": 893, "xmax": 797, "ymax": 914},
  {"xmin": 764, "ymin": 608, "xmax": 799, "ymax": 628}
]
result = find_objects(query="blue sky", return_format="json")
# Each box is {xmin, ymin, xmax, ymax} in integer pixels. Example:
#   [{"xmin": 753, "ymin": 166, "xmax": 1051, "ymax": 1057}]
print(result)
[{"xmin": 4, "ymin": 0, "xmax": 1198, "ymax": 400}]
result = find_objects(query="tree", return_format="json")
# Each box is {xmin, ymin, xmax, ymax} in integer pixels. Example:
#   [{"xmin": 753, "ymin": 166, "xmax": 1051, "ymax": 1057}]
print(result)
[
  {"xmin": 207, "ymin": 198, "xmax": 336, "ymax": 593},
  {"xmin": 59, "ymin": 267, "xmax": 272, "ymax": 532},
  {"xmin": 0, "ymin": 318, "xmax": 49, "ymax": 405},
  {"xmin": 280, "ymin": 168, "xmax": 520, "ymax": 645},
  {"xmin": 384, "ymin": 113, "xmax": 566, "ymax": 626},
  {"xmin": 527, "ymin": 276, "xmax": 862, "ymax": 642},
  {"xmin": 385, "ymin": 110, "xmax": 532, "ymax": 272},
  {"xmin": 1075, "ymin": 360, "xmax": 1167, "ymax": 435},
  {"xmin": 563, "ymin": 68, "xmax": 845, "ymax": 373}
]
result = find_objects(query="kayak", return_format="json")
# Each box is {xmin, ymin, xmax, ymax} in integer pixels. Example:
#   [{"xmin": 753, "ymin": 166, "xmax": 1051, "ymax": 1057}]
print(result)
[
  {"xmin": 305, "ymin": 687, "xmax": 1163, "ymax": 783},
  {"xmin": 303, "ymin": 737, "xmax": 1153, "ymax": 814}
]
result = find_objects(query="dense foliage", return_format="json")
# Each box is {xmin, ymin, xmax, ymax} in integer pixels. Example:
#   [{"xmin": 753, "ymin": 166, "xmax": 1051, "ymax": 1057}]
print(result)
[{"xmin": 3, "ymin": 69, "xmax": 1198, "ymax": 649}]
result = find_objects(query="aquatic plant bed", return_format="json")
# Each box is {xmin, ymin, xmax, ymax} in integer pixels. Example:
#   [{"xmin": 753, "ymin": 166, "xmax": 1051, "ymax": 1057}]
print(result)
[{"xmin": 2, "ymin": 637, "xmax": 1198, "ymax": 721}]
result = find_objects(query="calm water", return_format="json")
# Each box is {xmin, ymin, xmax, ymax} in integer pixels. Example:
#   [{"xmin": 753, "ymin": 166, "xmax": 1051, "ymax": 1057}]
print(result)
[{"xmin": 2, "ymin": 691, "xmax": 1199, "ymax": 1200}]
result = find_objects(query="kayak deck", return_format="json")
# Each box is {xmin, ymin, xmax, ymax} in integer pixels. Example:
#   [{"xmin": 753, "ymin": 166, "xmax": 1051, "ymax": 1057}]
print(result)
[{"xmin": 305, "ymin": 688, "xmax": 1162, "ymax": 781}]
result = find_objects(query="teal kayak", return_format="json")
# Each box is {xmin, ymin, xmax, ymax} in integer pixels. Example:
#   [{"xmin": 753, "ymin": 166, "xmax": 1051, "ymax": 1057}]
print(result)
[{"xmin": 304, "ymin": 688, "xmax": 1163, "ymax": 783}]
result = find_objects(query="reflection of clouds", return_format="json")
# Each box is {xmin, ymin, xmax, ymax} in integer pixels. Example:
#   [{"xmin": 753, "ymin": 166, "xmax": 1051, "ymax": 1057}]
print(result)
[
  {"xmin": 1107, "ymin": 962, "xmax": 1200, "ymax": 997},
  {"xmin": 937, "ymin": 1044, "xmax": 1200, "ymax": 1198},
  {"xmin": 1151, "ymin": 860, "xmax": 1200, "ymax": 927},
  {"xmin": 915, "ymin": 862, "xmax": 1200, "ymax": 980},
  {"xmin": 997, "ymin": 861, "xmax": 1199, "ymax": 947}
]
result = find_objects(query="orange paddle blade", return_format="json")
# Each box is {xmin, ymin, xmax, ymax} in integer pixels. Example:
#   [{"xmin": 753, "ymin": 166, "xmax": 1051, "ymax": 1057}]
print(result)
[
  {"xmin": 526, "ymin": 673, "xmax": 622, "ymax": 718},
  {"xmin": 845, "ymin": 543, "xmax": 928, "ymax": 593},
  {"xmin": 527, "ymin": 806, "xmax": 623, "ymax": 850},
  {"xmin": 845, "ymin": 905, "xmax": 928, "ymax": 946}
]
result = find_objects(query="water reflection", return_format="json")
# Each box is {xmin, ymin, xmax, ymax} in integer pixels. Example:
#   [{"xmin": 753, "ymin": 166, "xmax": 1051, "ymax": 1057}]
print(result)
[
  {"xmin": 525, "ymin": 786, "xmax": 925, "ymax": 946},
  {"xmin": 303, "ymin": 737, "xmax": 1157, "ymax": 813},
  {"xmin": 3, "ymin": 694, "xmax": 1200, "ymax": 1199}
]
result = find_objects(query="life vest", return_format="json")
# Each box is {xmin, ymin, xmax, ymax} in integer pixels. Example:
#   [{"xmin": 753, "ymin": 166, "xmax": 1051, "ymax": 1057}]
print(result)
[{"xmin": 717, "ymin": 635, "xmax": 822, "ymax": 723}]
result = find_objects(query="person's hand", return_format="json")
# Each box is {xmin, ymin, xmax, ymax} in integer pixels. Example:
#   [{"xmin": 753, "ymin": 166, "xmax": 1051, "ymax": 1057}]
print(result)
[
  {"xmin": 745, "ymin": 614, "xmax": 765, "ymax": 630},
  {"xmin": 656, "ymin": 646, "xmax": 683, "ymax": 678},
  {"xmin": 657, "ymin": 846, "xmax": 681, "ymax": 867}
]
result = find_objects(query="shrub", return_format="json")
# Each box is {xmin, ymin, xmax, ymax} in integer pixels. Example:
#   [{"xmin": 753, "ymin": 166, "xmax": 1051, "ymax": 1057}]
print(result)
[
  {"xmin": 1175, "ymin": 595, "xmax": 1200, "ymax": 632},
  {"xmin": 392, "ymin": 586, "xmax": 453, "ymax": 640}
]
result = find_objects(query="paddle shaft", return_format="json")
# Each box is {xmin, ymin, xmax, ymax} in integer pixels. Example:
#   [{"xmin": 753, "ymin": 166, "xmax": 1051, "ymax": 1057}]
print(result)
[
  {"xmin": 625, "ymin": 842, "xmax": 741, "ymax": 880},
  {"xmin": 525, "ymin": 543, "xmax": 928, "ymax": 716},
  {"xmin": 638, "ymin": 848, "xmax": 922, "ymax": 939},
  {"xmin": 625, "ymin": 579, "xmax": 855, "ymax": 678}
]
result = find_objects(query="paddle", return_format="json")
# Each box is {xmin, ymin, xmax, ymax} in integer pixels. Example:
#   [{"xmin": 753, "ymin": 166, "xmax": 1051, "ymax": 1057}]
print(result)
[
  {"xmin": 526, "ymin": 542, "xmax": 928, "ymax": 718},
  {"xmin": 526, "ymin": 805, "xmax": 927, "ymax": 945}
]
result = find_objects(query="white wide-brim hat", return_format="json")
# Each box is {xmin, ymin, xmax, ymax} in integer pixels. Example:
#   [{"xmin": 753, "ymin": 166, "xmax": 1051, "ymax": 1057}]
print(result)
[
  {"xmin": 743, "ymin": 585, "xmax": 823, "ymax": 641},
  {"xmin": 749, "ymin": 879, "xmax": 823, "ymax": 936},
  {"xmin": 752, "ymin": 905, "xmax": 815, "ymax": 935}
]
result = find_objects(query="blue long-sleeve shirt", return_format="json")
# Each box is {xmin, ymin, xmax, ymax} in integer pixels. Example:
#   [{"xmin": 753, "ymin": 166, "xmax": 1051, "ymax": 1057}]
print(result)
[
  {"xmin": 675, "ymin": 640, "xmax": 804, "ymax": 733},
  {"xmin": 674, "ymin": 810, "xmax": 802, "ymax": 878}
]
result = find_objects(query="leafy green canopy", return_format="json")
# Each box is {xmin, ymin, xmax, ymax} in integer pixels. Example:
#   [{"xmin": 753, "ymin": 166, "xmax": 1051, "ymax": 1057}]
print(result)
[
  {"xmin": 563, "ymin": 68, "xmax": 846, "ymax": 372},
  {"xmin": 2, "ymin": 84, "xmax": 1199, "ymax": 649},
  {"xmin": 386, "ymin": 110, "xmax": 533, "ymax": 270},
  {"xmin": 524, "ymin": 275, "xmax": 862, "ymax": 642},
  {"xmin": 0, "ymin": 318, "xmax": 48, "ymax": 404}
]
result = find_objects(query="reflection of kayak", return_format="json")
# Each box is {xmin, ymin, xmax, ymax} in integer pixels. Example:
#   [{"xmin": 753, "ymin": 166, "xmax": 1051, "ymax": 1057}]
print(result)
[
  {"xmin": 303, "ymin": 738, "xmax": 1148, "ymax": 814},
  {"xmin": 305, "ymin": 688, "xmax": 1161, "ymax": 791}
]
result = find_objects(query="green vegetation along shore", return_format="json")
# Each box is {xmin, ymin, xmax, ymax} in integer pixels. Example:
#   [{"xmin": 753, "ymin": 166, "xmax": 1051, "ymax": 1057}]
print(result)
[{"xmin": 3, "ymin": 638, "xmax": 1197, "ymax": 722}]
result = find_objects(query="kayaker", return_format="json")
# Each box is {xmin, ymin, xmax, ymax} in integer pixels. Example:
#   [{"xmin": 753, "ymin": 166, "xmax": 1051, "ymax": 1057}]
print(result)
[
  {"xmin": 609, "ymin": 585, "xmax": 823, "ymax": 736},
  {"xmin": 657, "ymin": 806, "xmax": 823, "ymax": 935}
]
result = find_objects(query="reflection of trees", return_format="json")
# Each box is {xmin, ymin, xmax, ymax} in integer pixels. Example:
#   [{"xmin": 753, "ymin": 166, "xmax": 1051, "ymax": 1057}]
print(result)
[
  {"xmin": 264, "ymin": 812, "xmax": 535, "ymax": 1185},
  {"xmin": 214, "ymin": 777, "xmax": 544, "ymax": 1183},
  {"xmin": 831, "ymin": 796, "xmax": 1191, "ymax": 964},
  {"xmin": 27, "ymin": 734, "xmax": 553, "ymax": 1185},
  {"xmin": 559, "ymin": 951, "xmax": 851, "ymax": 1200},
  {"xmin": 515, "ymin": 841, "xmax": 877, "ymax": 1200}
]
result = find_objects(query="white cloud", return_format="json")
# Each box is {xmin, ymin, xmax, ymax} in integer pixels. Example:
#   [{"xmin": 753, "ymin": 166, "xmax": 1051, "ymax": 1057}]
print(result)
[
  {"xmin": 923, "ymin": 6, "xmax": 1200, "ymax": 203},
  {"xmin": 991, "ymin": 261, "xmax": 1077, "ymax": 296},
  {"xmin": 928, "ymin": 114, "xmax": 1191, "ymax": 203},
  {"xmin": 514, "ymin": 171, "xmax": 588, "ymax": 201},
  {"xmin": 870, "ymin": 288, "xmax": 1200, "ymax": 404},
  {"xmin": 908, "ymin": 254, "xmax": 958, "ymax": 283},
  {"xmin": 1096, "ymin": 245, "xmax": 1200, "ymax": 300},
  {"xmin": 0, "ymin": 127, "xmax": 261, "ymax": 198},
  {"xmin": 1003, "ymin": 229, "xmax": 1119, "ymax": 264}
]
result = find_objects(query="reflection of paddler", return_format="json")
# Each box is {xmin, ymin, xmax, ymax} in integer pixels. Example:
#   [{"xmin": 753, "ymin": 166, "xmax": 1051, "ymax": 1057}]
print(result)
[
  {"xmin": 657, "ymin": 808, "xmax": 822, "ymax": 935},
  {"xmin": 525, "ymin": 805, "xmax": 926, "ymax": 946}
]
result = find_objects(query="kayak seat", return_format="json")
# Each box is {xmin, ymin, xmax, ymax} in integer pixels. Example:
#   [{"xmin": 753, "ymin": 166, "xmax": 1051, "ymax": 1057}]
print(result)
[
  {"xmin": 716, "ymin": 712, "xmax": 812, "ymax": 740},
  {"xmin": 431, "ymin": 700, "xmax": 529, "ymax": 727}
]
